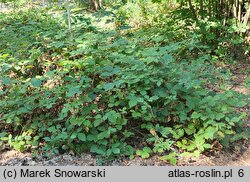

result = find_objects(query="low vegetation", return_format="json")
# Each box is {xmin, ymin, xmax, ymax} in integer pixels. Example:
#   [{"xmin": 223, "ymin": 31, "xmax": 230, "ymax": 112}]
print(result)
[{"xmin": 0, "ymin": 0, "xmax": 249, "ymax": 165}]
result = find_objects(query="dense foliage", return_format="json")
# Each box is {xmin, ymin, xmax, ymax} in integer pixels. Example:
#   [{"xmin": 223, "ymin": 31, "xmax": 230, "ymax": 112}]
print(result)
[{"xmin": 0, "ymin": 0, "xmax": 249, "ymax": 164}]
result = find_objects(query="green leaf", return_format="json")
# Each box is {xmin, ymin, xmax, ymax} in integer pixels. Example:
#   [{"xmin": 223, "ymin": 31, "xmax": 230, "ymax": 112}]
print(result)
[
  {"xmin": 70, "ymin": 132, "xmax": 78, "ymax": 140},
  {"xmin": 194, "ymin": 135, "xmax": 205, "ymax": 145},
  {"xmin": 216, "ymin": 113, "xmax": 225, "ymax": 120},
  {"xmin": 3, "ymin": 77, "xmax": 11, "ymax": 84},
  {"xmin": 204, "ymin": 126, "xmax": 217, "ymax": 139},
  {"xmin": 177, "ymin": 129, "xmax": 184, "ymax": 138},
  {"xmin": 103, "ymin": 83, "xmax": 114, "ymax": 91},
  {"xmin": 180, "ymin": 152, "xmax": 190, "ymax": 158},
  {"xmin": 221, "ymin": 105, "xmax": 228, "ymax": 112},
  {"xmin": 236, "ymin": 101, "xmax": 246, "ymax": 107},
  {"xmin": 231, "ymin": 117, "xmax": 240, "ymax": 123},
  {"xmin": 87, "ymin": 134, "xmax": 95, "ymax": 141},
  {"xmin": 31, "ymin": 78, "xmax": 42, "ymax": 87},
  {"xmin": 67, "ymin": 86, "xmax": 81, "ymax": 97},
  {"xmin": 104, "ymin": 110, "xmax": 121, "ymax": 124},
  {"xmin": 132, "ymin": 111, "xmax": 142, "ymax": 118},
  {"xmin": 136, "ymin": 147, "xmax": 152, "ymax": 159},
  {"xmin": 160, "ymin": 152, "xmax": 177, "ymax": 165},
  {"xmin": 90, "ymin": 145, "xmax": 106, "ymax": 155},
  {"xmin": 136, "ymin": 150, "xmax": 142, "ymax": 155},
  {"xmin": 47, "ymin": 126, "xmax": 56, "ymax": 132},
  {"xmin": 83, "ymin": 120, "xmax": 91, "ymax": 127},
  {"xmin": 94, "ymin": 118, "xmax": 103, "ymax": 127},
  {"xmin": 149, "ymin": 95, "xmax": 159, "ymax": 102},
  {"xmin": 203, "ymin": 143, "xmax": 211, "ymax": 149},
  {"xmin": 97, "ymin": 131, "xmax": 109, "ymax": 140},
  {"xmin": 143, "ymin": 147, "xmax": 152, "ymax": 153},
  {"xmin": 193, "ymin": 150, "xmax": 200, "ymax": 157},
  {"xmin": 141, "ymin": 152, "xmax": 150, "ymax": 159},
  {"xmin": 184, "ymin": 123, "xmax": 196, "ymax": 135},
  {"xmin": 78, "ymin": 133, "xmax": 86, "ymax": 141},
  {"xmin": 191, "ymin": 112, "xmax": 201, "ymax": 119},
  {"xmin": 129, "ymin": 99, "xmax": 137, "ymax": 108},
  {"xmin": 112, "ymin": 148, "xmax": 120, "ymax": 154}
]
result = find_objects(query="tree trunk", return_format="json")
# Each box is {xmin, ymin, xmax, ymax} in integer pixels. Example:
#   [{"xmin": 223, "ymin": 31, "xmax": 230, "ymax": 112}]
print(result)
[
  {"xmin": 200, "ymin": 0, "xmax": 204, "ymax": 18},
  {"xmin": 89, "ymin": 0, "xmax": 103, "ymax": 11},
  {"xmin": 243, "ymin": 5, "xmax": 250, "ymax": 25},
  {"xmin": 187, "ymin": 0, "xmax": 197, "ymax": 20}
]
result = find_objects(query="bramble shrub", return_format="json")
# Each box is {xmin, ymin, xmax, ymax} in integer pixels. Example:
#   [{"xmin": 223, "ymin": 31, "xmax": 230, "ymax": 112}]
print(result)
[{"xmin": 0, "ymin": 9, "xmax": 248, "ymax": 164}]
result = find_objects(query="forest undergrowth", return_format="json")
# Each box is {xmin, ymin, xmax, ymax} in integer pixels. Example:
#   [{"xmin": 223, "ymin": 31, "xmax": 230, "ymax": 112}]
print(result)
[{"xmin": 0, "ymin": 1, "xmax": 249, "ymax": 165}]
